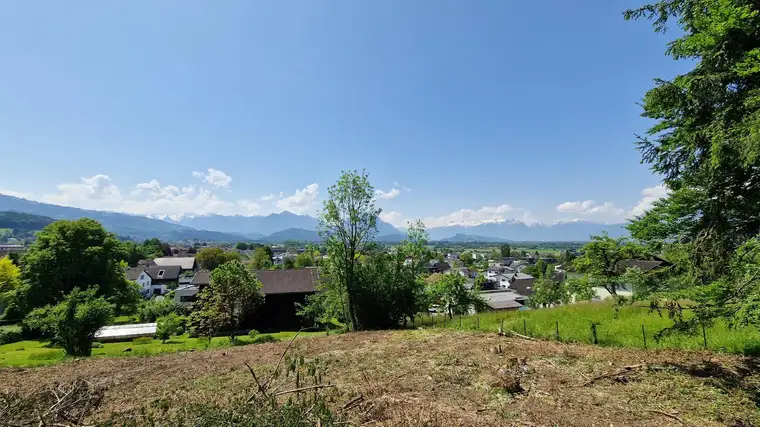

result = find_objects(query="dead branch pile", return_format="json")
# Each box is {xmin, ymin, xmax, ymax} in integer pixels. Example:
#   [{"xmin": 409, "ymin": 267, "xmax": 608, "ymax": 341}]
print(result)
[{"xmin": 0, "ymin": 379, "xmax": 103, "ymax": 427}]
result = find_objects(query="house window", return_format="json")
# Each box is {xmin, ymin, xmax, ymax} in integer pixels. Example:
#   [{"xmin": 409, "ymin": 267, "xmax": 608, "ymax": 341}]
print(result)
[
  {"xmin": 152, "ymin": 288, "xmax": 162, "ymax": 295},
  {"xmin": 180, "ymin": 295, "xmax": 196, "ymax": 303},
  {"xmin": 140, "ymin": 274, "xmax": 144, "ymax": 280},
  {"xmin": 157, "ymin": 270, "xmax": 165, "ymax": 278}
]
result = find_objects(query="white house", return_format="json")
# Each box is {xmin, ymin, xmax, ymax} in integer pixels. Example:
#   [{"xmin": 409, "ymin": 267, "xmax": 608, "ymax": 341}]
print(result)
[{"xmin": 126, "ymin": 265, "xmax": 182, "ymax": 297}]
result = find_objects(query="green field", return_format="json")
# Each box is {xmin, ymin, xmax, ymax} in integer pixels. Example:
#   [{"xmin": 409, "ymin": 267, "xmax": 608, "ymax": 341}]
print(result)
[
  {"xmin": 0, "ymin": 331, "xmax": 323, "ymax": 367},
  {"xmin": 417, "ymin": 301, "xmax": 760, "ymax": 355}
]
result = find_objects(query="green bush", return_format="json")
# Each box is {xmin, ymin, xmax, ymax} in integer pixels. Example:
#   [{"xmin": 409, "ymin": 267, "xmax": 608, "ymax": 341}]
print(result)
[
  {"xmin": 132, "ymin": 337, "xmax": 153, "ymax": 345},
  {"xmin": 91, "ymin": 342, "xmax": 103, "ymax": 348},
  {"xmin": 0, "ymin": 328, "xmax": 22, "ymax": 345},
  {"xmin": 137, "ymin": 297, "xmax": 186, "ymax": 323},
  {"xmin": 156, "ymin": 313, "xmax": 183, "ymax": 343},
  {"xmin": 22, "ymin": 288, "xmax": 114, "ymax": 357},
  {"xmin": 250, "ymin": 334, "xmax": 277, "ymax": 344},
  {"xmin": 248, "ymin": 329, "xmax": 260, "ymax": 338}
]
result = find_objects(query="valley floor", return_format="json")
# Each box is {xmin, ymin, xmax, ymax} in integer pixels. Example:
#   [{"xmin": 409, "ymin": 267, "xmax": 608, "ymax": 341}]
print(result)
[{"xmin": 3, "ymin": 329, "xmax": 760, "ymax": 426}]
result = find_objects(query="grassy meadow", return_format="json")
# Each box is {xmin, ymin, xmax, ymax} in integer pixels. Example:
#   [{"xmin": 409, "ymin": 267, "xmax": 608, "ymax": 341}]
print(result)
[
  {"xmin": 0, "ymin": 331, "xmax": 324, "ymax": 367},
  {"xmin": 418, "ymin": 301, "xmax": 760, "ymax": 355}
]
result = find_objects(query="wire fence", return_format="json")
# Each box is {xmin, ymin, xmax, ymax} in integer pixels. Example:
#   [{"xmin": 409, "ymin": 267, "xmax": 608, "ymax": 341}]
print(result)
[{"xmin": 407, "ymin": 309, "xmax": 740, "ymax": 353}]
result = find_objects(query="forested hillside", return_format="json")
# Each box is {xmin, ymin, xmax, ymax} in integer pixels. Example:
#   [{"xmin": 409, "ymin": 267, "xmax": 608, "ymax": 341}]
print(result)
[{"xmin": 0, "ymin": 211, "xmax": 55, "ymax": 242}]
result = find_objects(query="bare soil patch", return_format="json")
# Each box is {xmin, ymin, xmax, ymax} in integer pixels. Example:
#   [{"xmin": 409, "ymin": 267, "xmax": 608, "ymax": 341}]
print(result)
[{"xmin": 3, "ymin": 330, "xmax": 760, "ymax": 426}]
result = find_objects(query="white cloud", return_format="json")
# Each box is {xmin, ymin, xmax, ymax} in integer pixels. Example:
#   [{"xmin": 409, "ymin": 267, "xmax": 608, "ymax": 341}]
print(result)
[
  {"xmin": 34, "ymin": 171, "xmax": 260, "ymax": 219},
  {"xmin": 42, "ymin": 174, "xmax": 122, "ymax": 210},
  {"xmin": 260, "ymin": 192, "xmax": 284, "ymax": 201},
  {"xmin": 191, "ymin": 168, "xmax": 232, "ymax": 188},
  {"xmin": 276, "ymin": 184, "xmax": 319, "ymax": 214},
  {"xmin": 375, "ymin": 182, "xmax": 410, "ymax": 200},
  {"xmin": 380, "ymin": 211, "xmax": 408, "ymax": 228},
  {"xmin": 0, "ymin": 189, "xmax": 34, "ymax": 199},
  {"xmin": 629, "ymin": 185, "xmax": 669, "ymax": 217},
  {"xmin": 375, "ymin": 188, "xmax": 401, "ymax": 200},
  {"xmin": 421, "ymin": 204, "xmax": 519, "ymax": 228},
  {"xmin": 556, "ymin": 200, "xmax": 624, "ymax": 216},
  {"xmin": 237, "ymin": 199, "xmax": 262, "ymax": 215}
]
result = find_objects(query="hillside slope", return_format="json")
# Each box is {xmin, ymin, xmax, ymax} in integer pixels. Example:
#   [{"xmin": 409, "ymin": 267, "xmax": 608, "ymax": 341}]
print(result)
[
  {"xmin": 3, "ymin": 330, "xmax": 758, "ymax": 426},
  {"xmin": 0, "ymin": 211, "xmax": 55, "ymax": 239}
]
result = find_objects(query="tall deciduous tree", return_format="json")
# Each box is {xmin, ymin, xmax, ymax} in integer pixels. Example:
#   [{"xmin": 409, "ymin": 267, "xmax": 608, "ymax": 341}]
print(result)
[
  {"xmin": 428, "ymin": 273, "xmax": 486, "ymax": 319},
  {"xmin": 249, "ymin": 247, "xmax": 273, "ymax": 270},
  {"xmin": 122, "ymin": 241, "xmax": 148, "ymax": 267},
  {"xmin": 19, "ymin": 219, "xmax": 137, "ymax": 312},
  {"xmin": 573, "ymin": 234, "xmax": 646, "ymax": 296},
  {"xmin": 294, "ymin": 252, "xmax": 314, "ymax": 268},
  {"xmin": 190, "ymin": 260, "xmax": 264, "ymax": 342},
  {"xmin": 196, "ymin": 247, "xmax": 242, "ymax": 271},
  {"xmin": 500, "ymin": 244, "xmax": 511, "ymax": 258},
  {"xmin": 0, "ymin": 256, "xmax": 21, "ymax": 315},
  {"xmin": 319, "ymin": 170, "xmax": 380, "ymax": 330},
  {"xmin": 459, "ymin": 252, "xmax": 473, "ymax": 267},
  {"xmin": 625, "ymin": 1, "xmax": 760, "ymax": 283}
]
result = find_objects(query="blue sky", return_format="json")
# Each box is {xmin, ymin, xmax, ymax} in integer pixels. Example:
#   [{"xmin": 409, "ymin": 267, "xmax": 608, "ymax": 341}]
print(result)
[{"xmin": 0, "ymin": 1, "xmax": 687, "ymax": 228}]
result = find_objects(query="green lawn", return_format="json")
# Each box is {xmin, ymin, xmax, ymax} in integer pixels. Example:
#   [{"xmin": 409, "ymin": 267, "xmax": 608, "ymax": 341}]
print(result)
[
  {"xmin": 0, "ymin": 331, "xmax": 324, "ymax": 367},
  {"xmin": 417, "ymin": 301, "xmax": 760, "ymax": 355}
]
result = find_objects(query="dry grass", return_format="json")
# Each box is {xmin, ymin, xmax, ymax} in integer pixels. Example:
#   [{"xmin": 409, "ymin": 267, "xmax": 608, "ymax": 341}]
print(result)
[{"xmin": 2, "ymin": 329, "xmax": 760, "ymax": 426}]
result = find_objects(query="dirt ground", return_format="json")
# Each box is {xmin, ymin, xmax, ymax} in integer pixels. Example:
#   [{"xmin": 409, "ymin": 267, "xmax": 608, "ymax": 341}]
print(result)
[{"xmin": 3, "ymin": 329, "xmax": 760, "ymax": 426}]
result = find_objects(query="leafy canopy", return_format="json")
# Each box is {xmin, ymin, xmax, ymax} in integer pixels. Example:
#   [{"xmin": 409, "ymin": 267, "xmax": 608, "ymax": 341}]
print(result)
[
  {"xmin": 18, "ymin": 218, "xmax": 137, "ymax": 312},
  {"xmin": 318, "ymin": 170, "xmax": 380, "ymax": 330},
  {"xmin": 24, "ymin": 287, "xmax": 114, "ymax": 357},
  {"xmin": 191, "ymin": 260, "xmax": 264, "ymax": 341},
  {"xmin": 573, "ymin": 234, "xmax": 646, "ymax": 295},
  {"xmin": 427, "ymin": 273, "xmax": 486, "ymax": 318},
  {"xmin": 196, "ymin": 247, "xmax": 242, "ymax": 271},
  {"xmin": 249, "ymin": 247, "xmax": 273, "ymax": 270},
  {"xmin": 625, "ymin": 0, "xmax": 760, "ymax": 282}
]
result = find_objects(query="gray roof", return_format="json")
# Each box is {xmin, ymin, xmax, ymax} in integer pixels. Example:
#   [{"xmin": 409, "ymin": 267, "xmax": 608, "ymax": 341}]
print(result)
[
  {"xmin": 255, "ymin": 268, "xmax": 317, "ymax": 294},
  {"xmin": 126, "ymin": 267, "xmax": 143, "ymax": 281},
  {"xmin": 144, "ymin": 265, "xmax": 181, "ymax": 281},
  {"xmin": 190, "ymin": 270, "xmax": 211, "ymax": 286},
  {"xmin": 509, "ymin": 278, "xmax": 535, "ymax": 296},
  {"xmin": 189, "ymin": 268, "xmax": 318, "ymax": 295},
  {"xmin": 153, "ymin": 257, "xmax": 196, "ymax": 270},
  {"xmin": 483, "ymin": 291, "xmax": 525, "ymax": 310}
]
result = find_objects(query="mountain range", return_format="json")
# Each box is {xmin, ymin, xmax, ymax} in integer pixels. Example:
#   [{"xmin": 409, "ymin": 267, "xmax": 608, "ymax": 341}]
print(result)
[{"xmin": 0, "ymin": 194, "xmax": 628, "ymax": 243}]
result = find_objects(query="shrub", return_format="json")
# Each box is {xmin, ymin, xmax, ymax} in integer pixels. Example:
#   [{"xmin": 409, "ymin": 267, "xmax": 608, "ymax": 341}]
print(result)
[
  {"xmin": 137, "ymin": 297, "xmax": 186, "ymax": 323},
  {"xmin": 248, "ymin": 329, "xmax": 260, "ymax": 338},
  {"xmin": 0, "ymin": 328, "xmax": 22, "ymax": 345},
  {"xmin": 250, "ymin": 334, "xmax": 277, "ymax": 344},
  {"xmin": 132, "ymin": 337, "xmax": 153, "ymax": 345},
  {"xmin": 91, "ymin": 342, "xmax": 103, "ymax": 348},
  {"xmin": 22, "ymin": 288, "xmax": 114, "ymax": 357},
  {"xmin": 156, "ymin": 313, "xmax": 183, "ymax": 343}
]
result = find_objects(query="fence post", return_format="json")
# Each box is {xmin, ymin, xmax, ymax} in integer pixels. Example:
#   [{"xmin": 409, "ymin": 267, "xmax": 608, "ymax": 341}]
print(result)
[
  {"xmin": 642, "ymin": 324, "xmax": 647, "ymax": 349},
  {"xmin": 500, "ymin": 319, "xmax": 504, "ymax": 334},
  {"xmin": 459, "ymin": 316, "xmax": 462, "ymax": 328},
  {"xmin": 477, "ymin": 317, "xmax": 480, "ymax": 329},
  {"xmin": 555, "ymin": 320, "xmax": 560, "ymax": 341},
  {"xmin": 590, "ymin": 322, "xmax": 598, "ymax": 345},
  {"xmin": 411, "ymin": 316, "xmax": 415, "ymax": 328},
  {"xmin": 702, "ymin": 323, "xmax": 708, "ymax": 349},
  {"xmin": 523, "ymin": 318, "xmax": 527, "ymax": 336}
]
